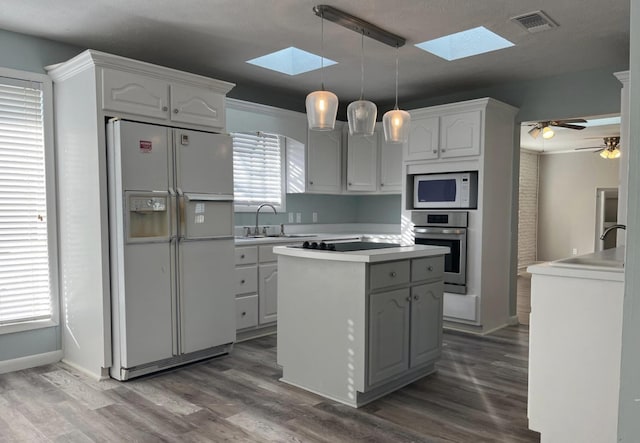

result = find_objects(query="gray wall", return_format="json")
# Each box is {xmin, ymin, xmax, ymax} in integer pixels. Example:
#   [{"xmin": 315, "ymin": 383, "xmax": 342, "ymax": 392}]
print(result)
[
  {"xmin": 537, "ymin": 152, "xmax": 619, "ymax": 261},
  {"xmin": 0, "ymin": 30, "xmax": 81, "ymax": 363}
]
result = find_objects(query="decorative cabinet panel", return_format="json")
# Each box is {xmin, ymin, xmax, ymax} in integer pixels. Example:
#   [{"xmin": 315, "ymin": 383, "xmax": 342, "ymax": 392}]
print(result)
[
  {"xmin": 440, "ymin": 110, "xmax": 481, "ymax": 158},
  {"xmin": 379, "ymin": 136, "xmax": 402, "ymax": 192},
  {"xmin": 102, "ymin": 68, "xmax": 169, "ymax": 120},
  {"xmin": 169, "ymin": 83, "xmax": 225, "ymax": 129},
  {"xmin": 368, "ymin": 288, "xmax": 411, "ymax": 385},
  {"xmin": 258, "ymin": 263, "xmax": 278, "ymax": 324},
  {"xmin": 405, "ymin": 116, "xmax": 439, "ymax": 161},
  {"xmin": 410, "ymin": 281, "xmax": 444, "ymax": 367},
  {"xmin": 307, "ymin": 127, "xmax": 342, "ymax": 193},
  {"xmin": 346, "ymin": 132, "xmax": 378, "ymax": 192}
]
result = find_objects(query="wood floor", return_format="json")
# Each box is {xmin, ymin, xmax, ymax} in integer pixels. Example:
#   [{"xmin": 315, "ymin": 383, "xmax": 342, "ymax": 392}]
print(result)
[{"xmin": 0, "ymin": 326, "xmax": 540, "ymax": 442}]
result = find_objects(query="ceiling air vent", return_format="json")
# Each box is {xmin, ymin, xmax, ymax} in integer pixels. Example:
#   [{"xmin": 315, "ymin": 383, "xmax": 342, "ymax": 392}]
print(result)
[{"xmin": 511, "ymin": 10, "xmax": 558, "ymax": 33}]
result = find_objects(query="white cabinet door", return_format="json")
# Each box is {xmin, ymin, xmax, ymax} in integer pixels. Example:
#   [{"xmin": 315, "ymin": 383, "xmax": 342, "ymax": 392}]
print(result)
[
  {"xmin": 379, "ymin": 135, "xmax": 402, "ymax": 193},
  {"xmin": 410, "ymin": 281, "xmax": 444, "ymax": 368},
  {"xmin": 307, "ymin": 127, "xmax": 342, "ymax": 193},
  {"xmin": 347, "ymin": 132, "xmax": 378, "ymax": 192},
  {"xmin": 368, "ymin": 288, "xmax": 411, "ymax": 386},
  {"xmin": 102, "ymin": 68, "xmax": 169, "ymax": 120},
  {"xmin": 259, "ymin": 263, "xmax": 278, "ymax": 324},
  {"xmin": 170, "ymin": 83, "xmax": 225, "ymax": 130},
  {"xmin": 179, "ymin": 239, "xmax": 236, "ymax": 354},
  {"xmin": 405, "ymin": 116, "xmax": 439, "ymax": 161},
  {"xmin": 440, "ymin": 110, "xmax": 481, "ymax": 158}
]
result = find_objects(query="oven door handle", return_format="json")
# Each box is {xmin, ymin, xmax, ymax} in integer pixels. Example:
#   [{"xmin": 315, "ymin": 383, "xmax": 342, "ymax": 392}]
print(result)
[{"xmin": 414, "ymin": 227, "xmax": 466, "ymax": 235}]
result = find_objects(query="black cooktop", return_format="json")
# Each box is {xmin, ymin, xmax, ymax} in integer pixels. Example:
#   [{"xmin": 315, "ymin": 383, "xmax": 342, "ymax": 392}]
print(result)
[{"xmin": 292, "ymin": 241, "xmax": 401, "ymax": 252}]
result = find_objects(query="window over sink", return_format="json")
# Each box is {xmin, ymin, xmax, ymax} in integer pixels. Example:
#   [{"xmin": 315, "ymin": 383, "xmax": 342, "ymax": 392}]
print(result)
[{"xmin": 232, "ymin": 131, "xmax": 286, "ymax": 212}]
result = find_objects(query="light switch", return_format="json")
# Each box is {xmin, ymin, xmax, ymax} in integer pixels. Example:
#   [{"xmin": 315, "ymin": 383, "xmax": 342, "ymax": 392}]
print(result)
[
  {"xmin": 296, "ymin": 213, "xmax": 301, "ymax": 223},
  {"xmin": 288, "ymin": 212, "xmax": 294, "ymax": 223},
  {"xmin": 312, "ymin": 212, "xmax": 318, "ymax": 223}
]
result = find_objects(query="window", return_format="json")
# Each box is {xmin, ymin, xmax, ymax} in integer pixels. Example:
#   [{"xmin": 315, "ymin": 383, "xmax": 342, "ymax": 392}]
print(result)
[
  {"xmin": 232, "ymin": 131, "xmax": 286, "ymax": 212},
  {"xmin": 0, "ymin": 69, "xmax": 57, "ymax": 331}
]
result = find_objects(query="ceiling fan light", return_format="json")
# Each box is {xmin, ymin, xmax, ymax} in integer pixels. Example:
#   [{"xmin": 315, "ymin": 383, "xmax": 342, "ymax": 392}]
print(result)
[
  {"xmin": 542, "ymin": 126, "xmax": 555, "ymax": 139},
  {"xmin": 528, "ymin": 126, "xmax": 541, "ymax": 139},
  {"xmin": 347, "ymin": 100, "xmax": 377, "ymax": 136},
  {"xmin": 306, "ymin": 90, "xmax": 339, "ymax": 131},
  {"xmin": 383, "ymin": 109, "xmax": 411, "ymax": 143},
  {"xmin": 600, "ymin": 149, "xmax": 610, "ymax": 159}
]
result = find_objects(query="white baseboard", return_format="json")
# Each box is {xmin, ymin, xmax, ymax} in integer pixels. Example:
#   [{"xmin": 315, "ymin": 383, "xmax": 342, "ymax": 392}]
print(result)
[
  {"xmin": 0, "ymin": 350, "xmax": 62, "ymax": 374},
  {"xmin": 60, "ymin": 358, "xmax": 108, "ymax": 380}
]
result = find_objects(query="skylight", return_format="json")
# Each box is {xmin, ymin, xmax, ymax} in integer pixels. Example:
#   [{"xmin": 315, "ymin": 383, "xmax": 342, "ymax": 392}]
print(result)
[
  {"xmin": 415, "ymin": 26, "xmax": 514, "ymax": 61},
  {"xmin": 246, "ymin": 47, "xmax": 337, "ymax": 76}
]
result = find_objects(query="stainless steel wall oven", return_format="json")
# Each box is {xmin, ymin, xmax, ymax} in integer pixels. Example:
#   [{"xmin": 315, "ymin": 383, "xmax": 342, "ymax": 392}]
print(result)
[{"xmin": 412, "ymin": 211, "xmax": 468, "ymax": 294}]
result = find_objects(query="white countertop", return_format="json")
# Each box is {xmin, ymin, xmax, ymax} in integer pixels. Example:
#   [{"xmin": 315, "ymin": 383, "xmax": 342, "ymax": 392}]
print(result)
[
  {"xmin": 234, "ymin": 233, "xmax": 364, "ymax": 246},
  {"xmin": 528, "ymin": 246, "xmax": 625, "ymax": 282},
  {"xmin": 273, "ymin": 244, "xmax": 449, "ymax": 263}
]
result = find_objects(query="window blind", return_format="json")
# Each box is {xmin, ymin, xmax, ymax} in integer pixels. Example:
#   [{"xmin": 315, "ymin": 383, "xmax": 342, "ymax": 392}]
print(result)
[
  {"xmin": 0, "ymin": 76, "xmax": 52, "ymax": 325},
  {"xmin": 232, "ymin": 132, "xmax": 283, "ymax": 209}
]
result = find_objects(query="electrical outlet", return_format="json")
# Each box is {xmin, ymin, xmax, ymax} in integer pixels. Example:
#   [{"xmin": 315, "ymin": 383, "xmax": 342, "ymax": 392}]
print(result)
[
  {"xmin": 572, "ymin": 248, "xmax": 578, "ymax": 256},
  {"xmin": 312, "ymin": 212, "xmax": 318, "ymax": 223},
  {"xmin": 296, "ymin": 213, "xmax": 301, "ymax": 223},
  {"xmin": 288, "ymin": 212, "xmax": 294, "ymax": 223}
]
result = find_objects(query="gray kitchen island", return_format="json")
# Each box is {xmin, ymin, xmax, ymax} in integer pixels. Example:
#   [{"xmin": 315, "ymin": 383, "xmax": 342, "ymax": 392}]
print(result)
[{"xmin": 274, "ymin": 242, "xmax": 449, "ymax": 408}]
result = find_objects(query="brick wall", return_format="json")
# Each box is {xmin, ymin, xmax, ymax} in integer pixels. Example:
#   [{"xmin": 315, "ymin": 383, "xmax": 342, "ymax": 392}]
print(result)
[{"xmin": 518, "ymin": 150, "xmax": 539, "ymax": 267}]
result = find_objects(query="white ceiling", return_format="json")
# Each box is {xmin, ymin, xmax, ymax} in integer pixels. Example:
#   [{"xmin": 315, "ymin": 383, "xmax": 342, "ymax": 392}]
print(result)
[{"xmin": 0, "ymin": 0, "xmax": 630, "ymax": 111}]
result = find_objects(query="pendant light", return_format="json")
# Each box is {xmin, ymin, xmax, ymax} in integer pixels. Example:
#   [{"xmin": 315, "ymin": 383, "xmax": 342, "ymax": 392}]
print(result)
[
  {"xmin": 306, "ymin": 9, "xmax": 338, "ymax": 131},
  {"xmin": 383, "ymin": 46, "xmax": 411, "ymax": 143},
  {"xmin": 347, "ymin": 31, "xmax": 377, "ymax": 136}
]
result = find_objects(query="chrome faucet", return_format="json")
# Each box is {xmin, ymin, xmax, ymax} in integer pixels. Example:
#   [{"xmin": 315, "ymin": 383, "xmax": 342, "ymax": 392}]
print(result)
[
  {"xmin": 600, "ymin": 224, "xmax": 626, "ymax": 240},
  {"xmin": 255, "ymin": 203, "xmax": 277, "ymax": 235}
]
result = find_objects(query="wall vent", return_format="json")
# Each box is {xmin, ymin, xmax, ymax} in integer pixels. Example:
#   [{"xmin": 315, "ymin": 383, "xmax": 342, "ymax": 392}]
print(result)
[{"xmin": 511, "ymin": 11, "xmax": 558, "ymax": 33}]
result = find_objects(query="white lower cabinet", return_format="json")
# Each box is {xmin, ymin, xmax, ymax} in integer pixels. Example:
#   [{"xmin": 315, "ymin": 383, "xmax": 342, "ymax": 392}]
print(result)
[
  {"xmin": 410, "ymin": 281, "xmax": 444, "ymax": 366},
  {"xmin": 258, "ymin": 263, "xmax": 278, "ymax": 324},
  {"xmin": 236, "ymin": 295, "xmax": 259, "ymax": 330}
]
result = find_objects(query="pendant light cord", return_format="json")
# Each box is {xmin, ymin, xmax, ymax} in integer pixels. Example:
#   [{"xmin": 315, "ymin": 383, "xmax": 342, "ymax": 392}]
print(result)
[
  {"xmin": 394, "ymin": 45, "xmax": 399, "ymax": 110},
  {"xmin": 360, "ymin": 31, "xmax": 365, "ymax": 100},
  {"xmin": 320, "ymin": 12, "xmax": 325, "ymax": 90}
]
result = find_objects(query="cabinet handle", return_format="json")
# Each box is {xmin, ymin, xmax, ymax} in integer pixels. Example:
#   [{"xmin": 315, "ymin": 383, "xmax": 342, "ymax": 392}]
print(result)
[
  {"xmin": 309, "ymin": 181, "xmax": 314, "ymax": 185},
  {"xmin": 162, "ymin": 106, "xmax": 168, "ymax": 112},
  {"xmin": 414, "ymin": 295, "xmax": 420, "ymax": 301},
  {"xmin": 348, "ymin": 182, "xmax": 352, "ymax": 186},
  {"xmin": 432, "ymin": 149, "xmax": 438, "ymax": 154},
  {"xmin": 173, "ymin": 108, "xmax": 179, "ymax": 114},
  {"xmin": 441, "ymin": 148, "xmax": 446, "ymax": 152},
  {"xmin": 406, "ymin": 296, "xmax": 411, "ymax": 302},
  {"xmin": 427, "ymin": 265, "xmax": 433, "ymax": 271},
  {"xmin": 390, "ymin": 271, "xmax": 397, "ymax": 278},
  {"xmin": 241, "ymin": 311, "xmax": 247, "ymax": 317},
  {"xmin": 240, "ymin": 254, "xmax": 245, "ymax": 259},
  {"xmin": 241, "ymin": 279, "xmax": 245, "ymax": 284},
  {"xmin": 380, "ymin": 183, "xmax": 384, "ymax": 187}
]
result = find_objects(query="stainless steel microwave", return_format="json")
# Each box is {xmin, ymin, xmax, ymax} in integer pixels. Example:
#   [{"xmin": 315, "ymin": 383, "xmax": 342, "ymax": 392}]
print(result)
[{"xmin": 413, "ymin": 171, "xmax": 478, "ymax": 209}]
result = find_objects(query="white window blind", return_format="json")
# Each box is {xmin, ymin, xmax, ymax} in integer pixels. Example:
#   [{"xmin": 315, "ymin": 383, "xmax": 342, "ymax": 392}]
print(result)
[
  {"xmin": 0, "ymin": 76, "xmax": 52, "ymax": 325},
  {"xmin": 232, "ymin": 131, "xmax": 284, "ymax": 210}
]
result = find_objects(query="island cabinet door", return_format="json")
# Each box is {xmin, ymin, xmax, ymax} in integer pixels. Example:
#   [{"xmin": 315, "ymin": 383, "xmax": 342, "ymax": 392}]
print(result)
[
  {"xmin": 409, "ymin": 281, "xmax": 444, "ymax": 368},
  {"xmin": 258, "ymin": 263, "xmax": 278, "ymax": 324},
  {"xmin": 368, "ymin": 288, "xmax": 411, "ymax": 386}
]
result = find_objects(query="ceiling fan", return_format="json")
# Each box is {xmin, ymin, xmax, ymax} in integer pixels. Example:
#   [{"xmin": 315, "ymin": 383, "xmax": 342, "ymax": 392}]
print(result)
[
  {"xmin": 574, "ymin": 136, "xmax": 621, "ymax": 159},
  {"xmin": 527, "ymin": 119, "xmax": 587, "ymax": 139}
]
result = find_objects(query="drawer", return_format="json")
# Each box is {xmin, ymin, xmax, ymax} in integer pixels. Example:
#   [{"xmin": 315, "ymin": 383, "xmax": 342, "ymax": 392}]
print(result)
[
  {"xmin": 235, "ymin": 246, "xmax": 257, "ymax": 265},
  {"xmin": 236, "ymin": 295, "xmax": 258, "ymax": 330},
  {"xmin": 369, "ymin": 260, "xmax": 410, "ymax": 291},
  {"xmin": 411, "ymin": 256, "xmax": 444, "ymax": 282},
  {"xmin": 235, "ymin": 265, "xmax": 257, "ymax": 295}
]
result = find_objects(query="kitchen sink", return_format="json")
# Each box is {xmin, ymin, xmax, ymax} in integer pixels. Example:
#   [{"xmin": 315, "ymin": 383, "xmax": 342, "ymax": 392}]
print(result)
[{"xmin": 238, "ymin": 234, "xmax": 317, "ymax": 239}]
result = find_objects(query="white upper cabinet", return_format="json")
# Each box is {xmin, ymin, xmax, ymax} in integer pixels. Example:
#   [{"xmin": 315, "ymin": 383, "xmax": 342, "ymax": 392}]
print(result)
[
  {"xmin": 405, "ymin": 116, "xmax": 439, "ymax": 161},
  {"xmin": 169, "ymin": 83, "xmax": 225, "ymax": 129},
  {"xmin": 379, "ymin": 135, "xmax": 402, "ymax": 193},
  {"xmin": 102, "ymin": 68, "xmax": 170, "ymax": 120},
  {"xmin": 306, "ymin": 125, "xmax": 342, "ymax": 194},
  {"xmin": 440, "ymin": 110, "xmax": 481, "ymax": 158},
  {"xmin": 347, "ymin": 132, "xmax": 378, "ymax": 192}
]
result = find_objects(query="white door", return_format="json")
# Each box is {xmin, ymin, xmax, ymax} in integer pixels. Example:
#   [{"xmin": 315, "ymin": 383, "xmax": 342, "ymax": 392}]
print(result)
[
  {"xmin": 179, "ymin": 239, "xmax": 236, "ymax": 354},
  {"xmin": 410, "ymin": 282, "xmax": 444, "ymax": 368},
  {"xmin": 102, "ymin": 68, "xmax": 169, "ymax": 120},
  {"xmin": 347, "ymin": 132, "xmax": 378, "ymax": 192},
  {"xmin": 405, "ymin": 116, "xmax": 439, "ymax": 161},
  {"xmin": 174, "ymin": 129, "xmax": 233, "ymax": 195},
  {"xmin": 121, "ymin": 243, "xmax": 174, "ymax": 368},
  {"xmin": 169, "ymin": 83, "xmax": 225, "ymax": 130},
  {"xmin": 307, "ymin": 127, "xmax": 342, "ymax": 193},
  {"xmin": 379, "ymin": 135, "xmax": 402, "ymax": 192},
  {"xmin": 258, "ymin": 263, "xmax": 278, "ymax": 324},
  {"xmin": 440, "ymin": 110, "xmax": 482, "ymax": 158},
  {"xmin": 115, "ymin": 120, "xmax": 170, "ymax": 192}
]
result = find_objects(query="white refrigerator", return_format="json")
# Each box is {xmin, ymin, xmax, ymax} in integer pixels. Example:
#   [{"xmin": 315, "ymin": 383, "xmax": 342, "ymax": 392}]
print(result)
[{"xmin": 107, "ymin": 119, "xmax": 235, "ymax": 380}]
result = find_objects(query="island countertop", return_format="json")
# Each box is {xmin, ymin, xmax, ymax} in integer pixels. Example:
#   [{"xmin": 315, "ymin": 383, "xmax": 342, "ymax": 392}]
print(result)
[{"xmin": 273, "ymin": 244, "xmax": 449, "ymax": 263}]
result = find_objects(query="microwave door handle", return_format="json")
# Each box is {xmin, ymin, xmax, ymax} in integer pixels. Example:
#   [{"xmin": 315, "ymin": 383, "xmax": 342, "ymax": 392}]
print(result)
[{"xmin": 414, "ymin": 228, "xmax": 466, "ymax": 235}]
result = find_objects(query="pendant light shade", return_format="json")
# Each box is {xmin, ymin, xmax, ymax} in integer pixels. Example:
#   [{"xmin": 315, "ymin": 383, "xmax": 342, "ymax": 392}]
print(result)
[
  {"xmin": 306, "ymin": 9, "xmax": 338, "ymax": 131},
  {"xmin": 541, "ymin": 125, "xmax": 555, "ymax": 139},
  {"xmin": 347, "ymin": 32, "xmax": 377, "ymax": 136},
  {"xmin": 306, "ymin": 90, "xmax": 339, "ymax": 131},
  {"xmin": 383, "ymin": 108, "xmax": 411, "ymax": 143},
  {"xmin": 383, "ymin": 46, "xmax": 410, "ymax": 143}
]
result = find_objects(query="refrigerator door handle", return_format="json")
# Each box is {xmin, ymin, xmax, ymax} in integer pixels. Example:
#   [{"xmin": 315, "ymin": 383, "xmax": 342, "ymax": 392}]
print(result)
[
  {"xmin": 168, "ymin": 189, "xmax": 178, "ymax": 240},
  {"xmin": 170, "ymin": 236, "xmax": 179, "ymax": 356},
  {"xmin": 177, "ymin": 189, "xmax": 186, "ymax": 240},
  {"xmin": 183, "ymin": 193, "xmax": 234, "ymax": 202}
]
